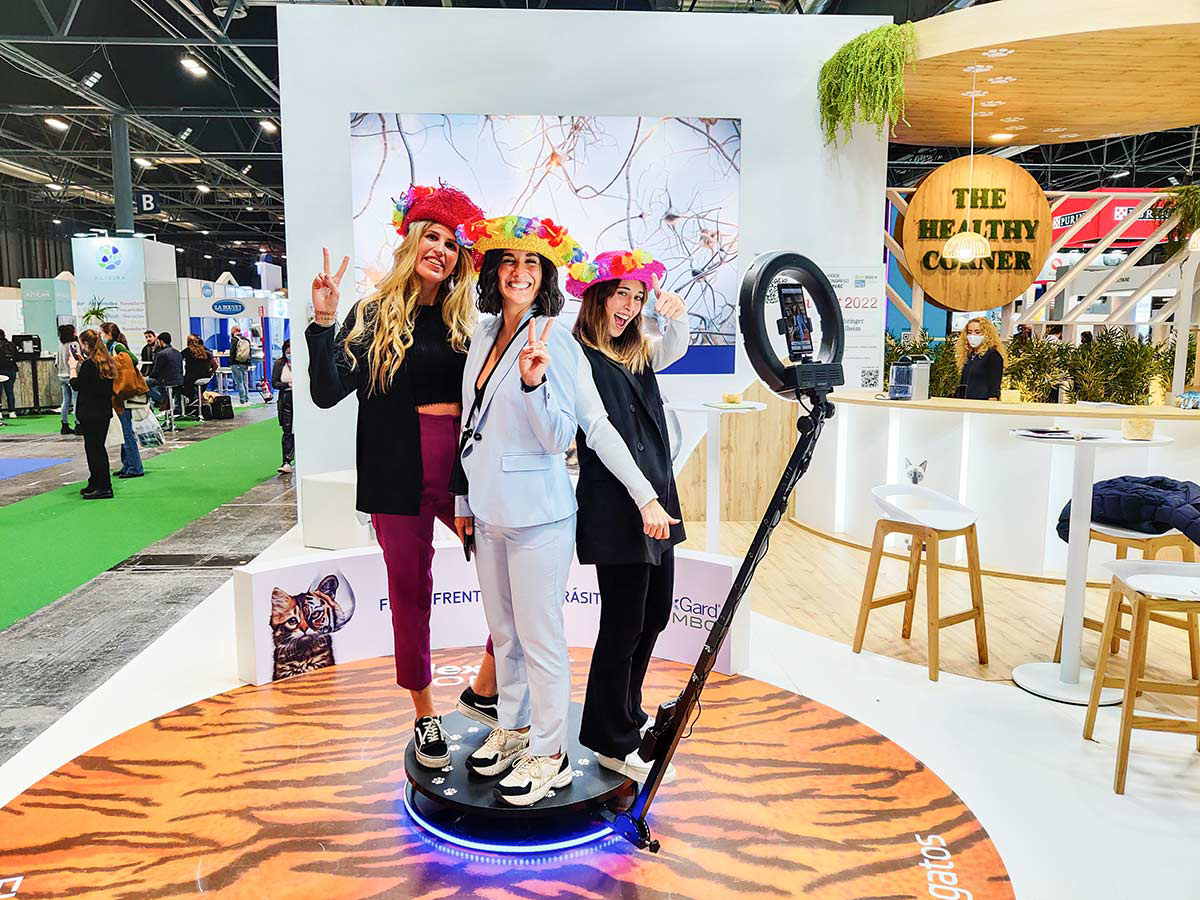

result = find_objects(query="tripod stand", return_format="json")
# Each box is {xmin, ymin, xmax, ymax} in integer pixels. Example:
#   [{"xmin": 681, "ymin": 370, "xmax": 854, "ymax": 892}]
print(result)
[{"xmin": 606, "ymin": 387, "xmax": 836, "ymax": 852}]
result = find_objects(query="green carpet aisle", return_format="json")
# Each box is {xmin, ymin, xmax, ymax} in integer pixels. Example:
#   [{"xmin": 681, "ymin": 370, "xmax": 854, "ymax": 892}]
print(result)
[
  {"xmin": 0, "ymin": 419, "xmax": 280, "ymax": 630},
  {"xmin": 2, "ymin": 407, "xmax": 267, "ymax": 435}
]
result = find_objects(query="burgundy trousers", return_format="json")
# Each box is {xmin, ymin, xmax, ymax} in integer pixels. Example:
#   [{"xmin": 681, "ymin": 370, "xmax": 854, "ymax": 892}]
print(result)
[{"xmin": 372, "ymin": 414, "xmax": 492, "ymax": 691}]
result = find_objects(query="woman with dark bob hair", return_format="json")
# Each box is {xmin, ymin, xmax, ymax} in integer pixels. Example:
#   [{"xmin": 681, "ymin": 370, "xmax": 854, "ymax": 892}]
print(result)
[{"xmin": 452, "ymin": 215, "xmax": 677, "ymax": 808}]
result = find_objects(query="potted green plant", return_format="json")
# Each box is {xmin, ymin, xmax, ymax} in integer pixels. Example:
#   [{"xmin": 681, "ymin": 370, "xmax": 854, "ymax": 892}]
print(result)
[
  {"xmin": 1004, "ymin": 335, "xmax": 1067, "ymax": 403},
  {"xmin": 81, "ymin": 296, "xmax": 117, "ymax": 325}
]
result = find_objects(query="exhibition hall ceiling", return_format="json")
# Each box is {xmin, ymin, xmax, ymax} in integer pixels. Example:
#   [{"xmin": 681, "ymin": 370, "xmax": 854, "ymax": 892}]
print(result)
[{"xmin": 0, "ymin": 0, "xmax": 1196, "ymax": 270}]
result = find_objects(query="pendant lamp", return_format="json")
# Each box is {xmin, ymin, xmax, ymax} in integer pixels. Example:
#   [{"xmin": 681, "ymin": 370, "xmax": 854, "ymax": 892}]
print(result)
[{"xmin": 943, "ymin": 69, "xmax": 992, "ymax": 264}]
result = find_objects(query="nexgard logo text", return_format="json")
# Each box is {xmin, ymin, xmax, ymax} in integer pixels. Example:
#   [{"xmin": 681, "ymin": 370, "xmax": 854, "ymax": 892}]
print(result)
[{"xmin": 672, "ymin": 596, "xmax": 717, "ymax": 632}]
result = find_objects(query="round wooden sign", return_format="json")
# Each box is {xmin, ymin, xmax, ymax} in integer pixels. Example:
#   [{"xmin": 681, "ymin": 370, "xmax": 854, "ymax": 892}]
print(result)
[{"xmin": 901, "ymin": 155, "xmax": 1051, "ymax": 312}]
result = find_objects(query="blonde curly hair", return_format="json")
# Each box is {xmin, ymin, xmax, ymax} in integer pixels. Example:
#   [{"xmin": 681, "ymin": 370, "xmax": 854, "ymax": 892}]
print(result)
[
  {"xmin": 343, "ymin": 221, "xmax": 475, "ymax": 395},
  {"xmin": 955, "ymin": 316, "xmax": 1006, "ymax": 369}
]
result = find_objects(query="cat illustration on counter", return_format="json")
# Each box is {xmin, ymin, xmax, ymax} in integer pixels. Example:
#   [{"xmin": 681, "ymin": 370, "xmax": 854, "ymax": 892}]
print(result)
[{"xmin": 270, "ymin": 573, "xmax": 355, "ymax": 681}]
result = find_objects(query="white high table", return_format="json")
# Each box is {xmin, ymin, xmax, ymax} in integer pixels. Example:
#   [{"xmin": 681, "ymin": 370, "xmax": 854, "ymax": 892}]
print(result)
[
  {"xmin": 668, "ymin": 400, "xmax": 767, "ymax": 553},
  {"xmin": 1010, "ymin": 428, "xmax": 1174, "ymax": 705}
]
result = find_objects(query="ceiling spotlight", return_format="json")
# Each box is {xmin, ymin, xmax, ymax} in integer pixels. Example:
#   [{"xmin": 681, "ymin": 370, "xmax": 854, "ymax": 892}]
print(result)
[
  {"xmin": 202, "ymin": 230, "xmax": 210, "ymax": 235},
  {"xmin": 204, "ymin": 254, "xmax": 212, "ymax": 259},
  {"xmin": 258, "ymin": 120, "xmax": 278, "ymax": 134},
  {"xmin": 178, "ymin": 127, "xmax": 193, "ymax": 141},
  {"xmin": 213, "ymin": 0, "xmax": 248, "ymax": 19},
  {"xmin": 240, "ymin": 164, "xmax": 252, "ymax": 175},
  {"xmin": 134, "ymin": 157, "xmax": 152, "ymax": 168},
  {"xmin": 991, "ymin": 133, "xmax": 1016, "ymax": 141},
  {"xmin": 1112, "ymin": 170, "xmax": 1131, "ymax": 179},
  {"xmin": 44, "ymin": 117, "xmax": 69, "ymax": 132},
  {"xmin": 245, "ymin": 205, "xmax": 254, "ymax": 212},
  {"xmin": 73, "ymin": 232, "xmax": 88, "ymax": 237},
  {"xmin": 181, "ymin": 55, "xmax": 208, "ymax": 78},
  {"xmin": 176, "ymin": 247, "xmax": 184, "ymax": 253},
  {"xmin": 196, "ymin": 184, "xmax": 211, "ymax": 193},
  {"xmin": 228, "ymin": 259, "xmax": 236, "ymax": 265},
  {"xmin": 52, "ymin": 218, "xmax": 62, "ymax": 224},
  {"xmin": 133, "ymin": 232, "xmax": 147, "ymax": 238},
  {"xmin": 47, "ymin": 183, "xmax": 63, "ymax": 191},
  {"xmin": 233, "ymin": 240, "xmax": 243, "ymax": 245},
  {"xmin": 81, "ymin": 70, "xmax": 102, "ymax": 88}
]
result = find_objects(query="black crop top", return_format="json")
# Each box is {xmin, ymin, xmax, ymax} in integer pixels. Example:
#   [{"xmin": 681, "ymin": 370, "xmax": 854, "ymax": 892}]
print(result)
[{"xmin": 409, "ymin": 303, "xmax": 466, "ymax": 406}]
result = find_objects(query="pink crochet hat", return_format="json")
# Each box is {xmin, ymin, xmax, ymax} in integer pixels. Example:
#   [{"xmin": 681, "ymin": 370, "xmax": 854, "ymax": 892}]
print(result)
[{"xmin": 565, "ymin": 249, "xmax": 666, "ymax": 299}]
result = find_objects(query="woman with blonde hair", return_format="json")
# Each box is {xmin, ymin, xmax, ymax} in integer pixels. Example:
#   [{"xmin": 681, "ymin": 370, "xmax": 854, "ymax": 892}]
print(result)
[
  {"xmin": 68, "ymin": 329, "xmax": 116, "ymax": 499},
  {"xmin": 955, "ymin": 316, "xmax": 1006, "ymax": 401},
  {"xmin": 307, "ymin": 183, "xmax": 498, "ymax": 769}
]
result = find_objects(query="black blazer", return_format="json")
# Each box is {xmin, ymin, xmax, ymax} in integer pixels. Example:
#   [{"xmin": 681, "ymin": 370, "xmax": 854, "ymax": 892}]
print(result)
[
  {"xmin": 575, "ymin": 342, "xmax": 684, "ymax": 566},
  {"xmin": 307, "ymin": 302, "xmax": 464, "ymax": 515},
  {"xmin": 958, "ymin": 348, "xmax": 1004, "ymax": 400},
  {"xmin": 69, "ymin": 358, "xmax": 114, "ymax": 424}
]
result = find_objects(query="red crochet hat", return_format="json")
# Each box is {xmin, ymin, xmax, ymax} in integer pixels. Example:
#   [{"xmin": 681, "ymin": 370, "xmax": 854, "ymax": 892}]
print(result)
[{"xmin": 392, "ymin": 182, "xmax": 484, "ymax": 244}]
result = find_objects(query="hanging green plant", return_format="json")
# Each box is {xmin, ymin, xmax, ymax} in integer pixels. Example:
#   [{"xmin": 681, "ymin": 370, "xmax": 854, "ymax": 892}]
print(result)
[
  {"xmin": 81, "ymin": 296, "xmax": 117, "ymax": 325},
  {"xmin": 1156, "ymin": 183, "xmax": 1200, "ymax": 256},
  {"xmin": 818, "ymin": 22, "xmax": 917, "ymax": 148}
]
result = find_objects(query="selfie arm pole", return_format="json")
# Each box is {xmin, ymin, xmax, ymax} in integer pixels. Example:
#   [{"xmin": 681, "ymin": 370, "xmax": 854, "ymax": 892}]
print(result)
[{"xmin": 608, "ymin": 388, "xmax": 834, "ymax": 852}]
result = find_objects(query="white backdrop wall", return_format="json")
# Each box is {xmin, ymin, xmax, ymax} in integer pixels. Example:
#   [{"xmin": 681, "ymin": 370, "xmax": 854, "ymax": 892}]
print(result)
[{"xmin": 278, "ymin": 6, "xmax": 888, "ymax": 531}]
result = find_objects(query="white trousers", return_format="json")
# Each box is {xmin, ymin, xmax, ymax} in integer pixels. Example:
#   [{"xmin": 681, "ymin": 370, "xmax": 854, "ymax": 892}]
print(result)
[{"xmin": 474, "ymin": 514, "xmax": 575, "ymax": 757}]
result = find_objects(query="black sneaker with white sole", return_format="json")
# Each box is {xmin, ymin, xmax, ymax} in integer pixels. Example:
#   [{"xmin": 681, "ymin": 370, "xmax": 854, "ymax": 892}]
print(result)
[
  {"xmin": 456, "ymin": 686, "xmax": 499, "ymax": 727},
  {"xmin": 494, "ymin": 752, "xmax": 573, "ymax": 807},
  {"xmin": 413, "ymin": 716, "xmax": 450, "ymax": 768}
]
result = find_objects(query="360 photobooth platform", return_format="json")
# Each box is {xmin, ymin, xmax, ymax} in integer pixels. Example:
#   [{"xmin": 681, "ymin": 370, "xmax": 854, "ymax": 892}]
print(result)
[{"xmin": 0, "ymin": 7, "xmax": 1019, "ymax": 900}]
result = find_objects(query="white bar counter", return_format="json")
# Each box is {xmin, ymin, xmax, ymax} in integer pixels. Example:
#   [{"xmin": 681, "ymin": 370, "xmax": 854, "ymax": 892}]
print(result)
[{"xmin": 791, "ymin": 390, "xmax": 1200, "ymax": 580}]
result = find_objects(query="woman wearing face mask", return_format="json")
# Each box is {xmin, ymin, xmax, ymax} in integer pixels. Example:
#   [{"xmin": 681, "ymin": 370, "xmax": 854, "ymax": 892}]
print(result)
[
  {"xmin": 271, "ymin": 339, "xmax": 294, "ymax": 474},
  {"xmin": 307, "ymin": 183, "xmax": 500, "ymax": 770},
  {"xmin": 955, "ymin": 317, "xmax": 1006, "ymax": 401},
  {"xmin": 566, "ymin": 250, "xmax": 688, "ymax": 782},
  {"xmin": 452, "ymin": 217, "xmax": 677, "ymax": 807}
]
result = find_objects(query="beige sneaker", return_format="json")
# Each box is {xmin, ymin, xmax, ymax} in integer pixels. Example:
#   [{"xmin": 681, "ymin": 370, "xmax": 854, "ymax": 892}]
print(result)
[
  {"xmin": 465, "ymin": 727, "xmax": 529, "ymax": 777},
  {"xmin": 494, "ymin": 752, "xmax": 573, "ymax": 807}
]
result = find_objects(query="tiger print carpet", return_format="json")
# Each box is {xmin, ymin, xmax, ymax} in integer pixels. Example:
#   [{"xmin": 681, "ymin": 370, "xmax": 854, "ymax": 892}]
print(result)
[{"xmin": 1, "ymin": 649, "xmax": 1014, "ymax": 900}]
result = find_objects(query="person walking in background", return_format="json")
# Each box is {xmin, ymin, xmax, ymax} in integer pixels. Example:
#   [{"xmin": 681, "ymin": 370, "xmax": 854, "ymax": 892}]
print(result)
[
  {"xmin": 183, "ymin": 333, "xmax": 217, "ymax": 416},
  {"xmin": 955, "ymin": 316, "xmax": 1006, "ymax": 401},
  {"xmin": 271, "ymin": 338, "xmax": 294, "ymax": 474},
  {"xmin": 56, "ymin": 324, "xmax": 81, "ymax": 435},
  {"xmin": 250, "ymin": 325, "xmax": 266, "ymax": 394},
  {"xmin": 0, "ymin": 329, "xmax": 18, "ymax": 419},
  {"xmin": 100, "ymin": 322, "xmax": 145, "ymax": 479},
  {"xmin": 146, "ymin": 332, "xmax": 184, "ymax": 411},
  {"xmin": 229, "ymin": 324, "xmax": 252, "ymax": 405},
  {"xmin": 68, "ymin": 329, "xmax": 115, "ymax": 500}
]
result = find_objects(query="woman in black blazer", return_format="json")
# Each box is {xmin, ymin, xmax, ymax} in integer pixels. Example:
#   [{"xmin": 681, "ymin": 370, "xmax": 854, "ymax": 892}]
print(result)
[
  {"xmin": 567, "ymin": 250, "xmax": 689, "ymax": 782},
  {"xmin": 955, "ymin": 317, "xmax": 1006, "ymax": 401},
  {"xmin": 69, "ymin": 329, "xmax": 115, "ymax": 499}
]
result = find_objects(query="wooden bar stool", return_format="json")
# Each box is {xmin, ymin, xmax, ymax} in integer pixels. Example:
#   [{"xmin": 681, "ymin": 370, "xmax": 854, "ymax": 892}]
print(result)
[
  {"xmin": 1083, "ymin": 560, "xmax": 1200, "ymax": 794},
  {"xmin": 853, "ymin": 484, "xmax": 988, "ymax": 682},
  {"xmin": 1054, "ymin": 524, "xmax": 1198, "ymax": 679}
]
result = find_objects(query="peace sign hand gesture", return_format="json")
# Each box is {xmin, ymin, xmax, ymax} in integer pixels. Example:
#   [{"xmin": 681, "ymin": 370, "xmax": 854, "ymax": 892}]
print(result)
[
  {"xmin": 311, "ymin": 248, "xmax": 349, "ymax": 326},
  {"xmin": 519, "ymin": 318, "xmax": 555, "ymax": 388},
  {"xmin": 650, "ymin": 274, "xmax": 686, "ymax": 321}
]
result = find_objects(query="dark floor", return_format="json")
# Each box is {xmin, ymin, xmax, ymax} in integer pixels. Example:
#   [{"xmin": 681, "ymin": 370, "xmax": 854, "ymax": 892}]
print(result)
[
  {"xmin": 0, "ymin": 466, "xmax": 297, "ymax": 764},
  {"xmin": 0, "ymin": 404, "xmax": 278, "ymax": 505}
]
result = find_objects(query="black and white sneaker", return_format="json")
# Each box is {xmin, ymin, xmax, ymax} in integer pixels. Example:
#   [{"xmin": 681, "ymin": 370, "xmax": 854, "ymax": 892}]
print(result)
[
  {"xmin": 495, "ymin": 752, "xmax": 573, "ymax": 807},
  {"xmin": 596, "ymin": 748, "xmax": 677, "ymax": 785},
  {"xmin": 413, "ymin": 716, "xmax": 450, "ymax": 768},
  {"xmin": 465, "ymin": 727, "xmax": 529, "ymax": 777},
  {"xmin": 457, "ymin": 686, "xmax": 499, "ymax": 727}
]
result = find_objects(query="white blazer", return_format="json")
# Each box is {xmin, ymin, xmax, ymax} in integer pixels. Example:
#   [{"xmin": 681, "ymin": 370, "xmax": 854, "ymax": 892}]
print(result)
[{"xmin": 455, "ymin": 314, "xmax": 656, "ymax": 528}]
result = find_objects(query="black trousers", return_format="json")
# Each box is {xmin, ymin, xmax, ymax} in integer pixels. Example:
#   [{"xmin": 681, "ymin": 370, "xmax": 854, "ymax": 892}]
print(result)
[
  {"xmin": 278, "ymin": 389, "xmax": 294, "ymax": 463},
  {"xmin": 80, "ymin": 417, "xmax": 112, "ymax": 493},
  {"xmin": 580, "ymin": 548, "xmax": 675, "ymax": 758}
]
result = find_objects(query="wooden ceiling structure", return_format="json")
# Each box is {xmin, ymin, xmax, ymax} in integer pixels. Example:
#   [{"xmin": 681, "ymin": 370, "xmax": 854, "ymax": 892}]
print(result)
[{"xmin": 894, "ymin": 0, "xmax": 1200, "ymax": 148}]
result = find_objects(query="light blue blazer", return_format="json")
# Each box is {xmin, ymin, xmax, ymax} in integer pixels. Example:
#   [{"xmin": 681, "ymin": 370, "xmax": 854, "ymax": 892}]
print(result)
[{"xmin": 455, "ymin": 314, "xmax": 656, "ymax": 529}]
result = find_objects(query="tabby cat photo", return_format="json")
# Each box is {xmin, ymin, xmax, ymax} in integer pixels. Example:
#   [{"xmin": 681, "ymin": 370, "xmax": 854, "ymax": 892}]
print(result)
[{"xmin": 270, "ymin": 574, "xmax": 355, "ymax": 681}]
